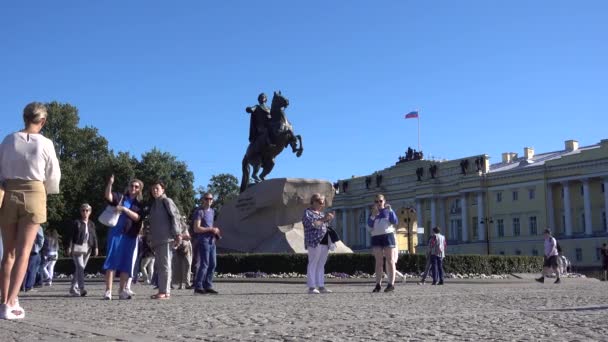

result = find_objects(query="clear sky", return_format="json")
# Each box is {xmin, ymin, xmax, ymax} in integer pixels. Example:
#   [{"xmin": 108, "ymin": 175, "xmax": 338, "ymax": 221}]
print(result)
[{"xmin": 1, "ymin": 1, "xmax": 607, "ymax": 188}]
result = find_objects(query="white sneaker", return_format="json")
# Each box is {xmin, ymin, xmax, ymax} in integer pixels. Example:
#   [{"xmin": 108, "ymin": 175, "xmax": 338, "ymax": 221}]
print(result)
[
  {"xmin": 308, "ymin": 288, "xmax": 320, "ymax": 294},
  {"xmin": 119, "ymin": 290, "xmax": 132, "ymax": 300},
  {"xmin": 318, "ymin": 287, "xmax": 332, "ymax": 294},
  {"xmin": 103, "ymin": 290, "xmax": 112, "ymax": 300},
  {"xmin": 4, "ymin": 303, "xmax": 25, "ymax": 320},
  {"xmin": 126, "ymin": 288, "xmax": 135, "ymax": 296}
]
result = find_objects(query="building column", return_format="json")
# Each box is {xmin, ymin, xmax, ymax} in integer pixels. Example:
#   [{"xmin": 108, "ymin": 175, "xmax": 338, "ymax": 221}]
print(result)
[
  {"xmin": 341, "ymin": 209, "xmax": 349, "ymax": 244},
  {"xmin": 546, "ymin": 184, "xmax": 555, "ymax": 231},
  {"xmin": 438, "ymin": 198, "xmax": 447, "ymax": 232},
  {"xmin": 416, "ymin": 199, "xmax": 424, "ymax": 245},
  {"xmin": 604, "ymin": 178, "xmax": 608, "ymax": 232},
  {"xmin": 430, "ymin": 198, "xmax": 437, "ymax": 229},
  {"xmin": 477, "ymin": 192, "xmax": 485, "ymax": 241},
  {"xmin": 461, "ymin": 193, "xmax": 468, "ymax": 242},
  {"xmin": 365, "ymin": 206, "xmax": 371, "ymax": 247},
  {"xmin": 582, "ymin": 179, "xmax": 592, "ymax": 235},
  {"xmin": 562, "ymin": 182, "xmax": 573, "ymax": 237}
]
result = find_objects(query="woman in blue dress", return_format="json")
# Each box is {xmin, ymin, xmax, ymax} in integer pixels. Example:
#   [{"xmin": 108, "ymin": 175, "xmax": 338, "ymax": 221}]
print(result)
[{"xmin": 102, "ymin": 175, "xmax": 143, "ymax": 300}]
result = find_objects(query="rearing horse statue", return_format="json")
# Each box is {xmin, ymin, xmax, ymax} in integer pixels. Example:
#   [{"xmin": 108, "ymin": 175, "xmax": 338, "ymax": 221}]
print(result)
[{"xmin": 240, "ymin": 91, "xmax": 303, "ymax": 193}]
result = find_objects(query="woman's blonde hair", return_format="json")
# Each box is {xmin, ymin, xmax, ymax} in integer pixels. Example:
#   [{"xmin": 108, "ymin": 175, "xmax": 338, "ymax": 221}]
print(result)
[
  {"xmin": 23, "ymin": 102, "xmax": 48, "ymax": 126},
  {"xmin": 310, "ymin": 193, "xmax": 325, "ymax": 205},
  {"xmin": 124, "ymin": 178, "xmax": 144, "ymax": 202}
]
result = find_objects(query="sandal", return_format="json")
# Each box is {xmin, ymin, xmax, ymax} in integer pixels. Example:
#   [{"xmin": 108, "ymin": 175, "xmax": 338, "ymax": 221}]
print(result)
[{"xmin": 150, "ymin": 293, "xmax": 170, "ymax": 300}]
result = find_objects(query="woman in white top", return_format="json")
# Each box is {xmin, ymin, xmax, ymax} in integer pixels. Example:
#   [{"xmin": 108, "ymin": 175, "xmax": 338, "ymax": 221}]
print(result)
[{"xmin": 0, "ymin": 102, "xmax": 61, "ymax": 320}]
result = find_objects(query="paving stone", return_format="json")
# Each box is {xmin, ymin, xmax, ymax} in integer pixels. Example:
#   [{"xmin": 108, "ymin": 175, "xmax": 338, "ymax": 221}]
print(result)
[{"xmin": 0, "ymin": 277, "xmax": 607, "ymax": 341}]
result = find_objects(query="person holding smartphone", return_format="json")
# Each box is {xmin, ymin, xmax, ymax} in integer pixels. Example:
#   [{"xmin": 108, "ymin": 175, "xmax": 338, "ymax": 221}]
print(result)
[
  {"xmin": 302, "ymin": 193, "xmax": 335, "ymax": 294},
  {"xmin": 367, "ymin": 194, "xmax": 398, "ymax": 292}
]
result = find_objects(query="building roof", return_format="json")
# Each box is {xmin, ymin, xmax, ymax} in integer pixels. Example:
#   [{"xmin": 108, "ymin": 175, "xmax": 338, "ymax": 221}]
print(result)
[{"xmin": 488, "ymin": 143, "xmax": 602, "ymax": 174}]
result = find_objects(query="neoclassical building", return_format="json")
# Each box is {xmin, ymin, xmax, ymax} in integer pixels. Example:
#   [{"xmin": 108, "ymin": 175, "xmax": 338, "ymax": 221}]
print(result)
[{"xmin": 332, "ymin": 139, "xmax": 608, "ymax": 267}]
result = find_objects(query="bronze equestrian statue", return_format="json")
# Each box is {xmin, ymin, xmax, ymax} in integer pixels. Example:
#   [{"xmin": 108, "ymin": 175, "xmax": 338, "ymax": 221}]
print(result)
[{"xmin": 240, "ymin": 91, "xmax": 303, "ymax": 193}]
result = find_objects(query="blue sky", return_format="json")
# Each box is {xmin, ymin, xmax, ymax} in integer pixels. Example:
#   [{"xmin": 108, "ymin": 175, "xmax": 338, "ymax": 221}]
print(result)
[{"xmin": 1, "ymin": 1, "xmax": 607, "ymax": 188}]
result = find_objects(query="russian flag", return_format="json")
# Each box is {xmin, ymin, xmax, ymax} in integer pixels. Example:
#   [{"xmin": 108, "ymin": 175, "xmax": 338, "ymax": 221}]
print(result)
[{"xmin": 405, "ymin": 111, "xmax": 419, "ymax": 119}]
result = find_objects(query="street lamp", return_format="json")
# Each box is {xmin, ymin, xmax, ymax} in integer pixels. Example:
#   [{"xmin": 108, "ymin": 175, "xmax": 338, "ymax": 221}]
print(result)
[
  {"xmin": 401, "ymin": 207, "xmax": 417, "ymax": 253},
  {"xmin": 480, "ymin": 217, "xmax": 493, "ymax": 255}
]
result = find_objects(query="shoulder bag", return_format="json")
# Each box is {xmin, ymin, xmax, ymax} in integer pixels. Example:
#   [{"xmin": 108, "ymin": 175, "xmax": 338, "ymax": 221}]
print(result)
[
  {"xmin": 98, "ymin": 194, "xmax": 124, "ymax": 227},
  {"xmin": 72, "ymin": 222, "xmax": 90, "ymax": 255}
]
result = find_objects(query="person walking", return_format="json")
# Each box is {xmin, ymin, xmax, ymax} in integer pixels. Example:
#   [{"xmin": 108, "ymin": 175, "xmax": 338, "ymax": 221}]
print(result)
[
  {"xmin": 41, "ymin": 228, "xmax": 59, "ymax": 286},
  {"xmin": 22, "ymin": 226, "xmax": 44, "ymax": 292},
  {"xmin": 139, "ymin": 237, "xmax": 155, "ymax": 285},
  {"xmin": 302, "ymin": 193, "xmax": 335, "ymax": 294},
  {"xmin": 102, "ymin": 175, "xmax": 143, "ymax": 300},
  {"xmin": 67, "ymin": 203, "xmax": 98, "ymax": 297},
  {"xmin": 148, "ymin": 181, "xmax": 182, "ymax": 300},
  {"xmin": 368, "ymin": 194, "xmax": 398, "ymax": 292},
  {"xmin": 0, "ymin": 102, "xmax": 61, "ymax": 319},
  {"xmin": 429, "ymin": 227, "xmax": 446, "ymax": 285},
  {"xmin": 192, "ymin": 193, "xmax": 221, "ymax": 295},
  {"xmin": 172, "ymin": 217, "xmax": 192, "ymax": 290},
  {"xmin": 536, "ymin": 229, "xmax": 561, "ymax": 284}
]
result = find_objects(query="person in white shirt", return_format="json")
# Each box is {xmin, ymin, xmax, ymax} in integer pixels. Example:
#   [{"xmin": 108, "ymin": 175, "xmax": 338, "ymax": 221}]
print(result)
[
  {"xmin": 535, "ymin": 229, "xmax": 561, "ymax": 284},
  {"xmin": 0, "ymin": 102, "xmax": 61, "ymax": 320},
  {"xmin": 367, "ymin": 194, "xmax": 398, "ymax": 293}
]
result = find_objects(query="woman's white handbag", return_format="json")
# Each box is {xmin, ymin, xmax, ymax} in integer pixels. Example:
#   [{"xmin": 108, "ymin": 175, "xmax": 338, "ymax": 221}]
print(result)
[
  {"xmin": 73, "ymin": 222, "xmax": 90, "ymax": 255},
  {"xmin": 98, "ymin": 206, "xmax": 120, "ymax": 227},
  {"xmin": 72, "ymin": 242, "xmax": 89, "ymax": 255},
  {"xmin": 98, "ymin": 194, "xmax": 123, "ymax": 227}
]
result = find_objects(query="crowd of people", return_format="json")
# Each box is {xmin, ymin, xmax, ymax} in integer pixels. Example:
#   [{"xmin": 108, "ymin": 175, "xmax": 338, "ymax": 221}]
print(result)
[{"xmin": 0, "ymin": 102, "xmax": 601, "ymax": 321}]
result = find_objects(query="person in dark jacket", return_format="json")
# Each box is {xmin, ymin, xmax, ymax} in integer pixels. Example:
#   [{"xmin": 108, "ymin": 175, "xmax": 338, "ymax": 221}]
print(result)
[{"xmin": 67, "ymin": 203, "xmax": 98, "ymax": 297}]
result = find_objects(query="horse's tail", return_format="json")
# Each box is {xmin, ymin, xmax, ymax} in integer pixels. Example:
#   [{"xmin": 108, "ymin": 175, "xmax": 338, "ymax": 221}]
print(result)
[{"xmin": 240, "ymin": 154, "xmax": 250, "ymax": 193}]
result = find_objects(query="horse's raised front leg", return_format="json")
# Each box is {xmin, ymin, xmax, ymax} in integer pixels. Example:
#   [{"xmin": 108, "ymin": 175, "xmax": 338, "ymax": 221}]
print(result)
[{"xmin": 295, "ymin": 135, "xmax": 303, "ymax": 157}]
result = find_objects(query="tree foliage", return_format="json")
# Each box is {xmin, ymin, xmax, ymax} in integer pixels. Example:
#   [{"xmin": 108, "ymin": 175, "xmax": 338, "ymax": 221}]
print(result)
[
  {"xmin": 40, "ymin": 101, "xmax": 196, "ymax": 252},
  {"xmin": 199, "ymin": 173, "xmax": 239, "ymax": 214}
]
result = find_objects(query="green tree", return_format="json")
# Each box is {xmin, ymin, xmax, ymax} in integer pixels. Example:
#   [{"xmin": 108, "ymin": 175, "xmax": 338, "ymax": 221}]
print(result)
[
  {"xmin": 203, "ymin": 173, "xmax": 239, "ymax": 214},
  {"xmin": 135, "ymin": 148, "xmax": 196, "ymax": 217},
  {"xmin": 41, "ymin": 102, "xmax": 112, "ymax": 240}
]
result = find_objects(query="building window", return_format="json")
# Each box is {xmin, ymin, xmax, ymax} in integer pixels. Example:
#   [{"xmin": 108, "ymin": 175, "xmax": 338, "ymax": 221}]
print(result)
[
  {"xmin": 532, "ymin": 249, "xmax": 539, "ymax": 256},
  {"xmin": 528, "ymin": 188, "xmax": 535, "ymax": 200},
  {"xmin": 580, "ymin": 185, "xmax": 584, "ymax": 196},
  {"xmin": 499, "ymin": 251, "xmax": 505, "ymax": 255},
  {"xmin": 515, "ymin": 250, "xmax": 521, "ymax": 255},
  {"xmin": 581, "ymin": 213, "xmax": 586, "ymax": 232},
  {"xmin": 513, "ymin": 217, "xmax": 520, "ymax": 236},
  {"xmin": 496, "ymin": 192, "xmax": 502, "ymax": 203},
  {"xmin": 575, "ymin": 248, "xmax": 583, "ymax": 262},
  {"xmin": 529, "ymin": 216, "xmax": 537, "ymax": 235},
  {"xmin": 562, "ymin": 215, "xmax": 566, "ymax": 232},
  {"xmin": 602, "ymin": 183, "xmax": 605, "ymax": 193},
  {"xmin": 512, "ymin": 191, "xmax": 518, "ymax": 201},
  {"xmin": 603, "ymin": 211, "xmax": 606, "ymax": 230},
  {"xmin": 497, "ymin": 219, "xmax": 504, "ymax": 238},
  {"xmin": 597, "ymin": 248, "xmax": 602, "ymax": 261},
  {"xmin": 561, "ymin": 188, "xmax": 564, "ymax": 198}
]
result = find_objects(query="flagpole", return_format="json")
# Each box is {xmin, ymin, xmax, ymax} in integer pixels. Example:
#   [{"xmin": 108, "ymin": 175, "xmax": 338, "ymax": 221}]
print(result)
[{"xmin": 417, "ymin": 109, "xmax": 420, "ymax": 151}]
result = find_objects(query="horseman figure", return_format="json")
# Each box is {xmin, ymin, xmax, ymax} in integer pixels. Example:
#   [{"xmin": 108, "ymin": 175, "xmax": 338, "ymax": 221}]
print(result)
[
  {"xmin": 241, "ymin": 91, "xmax": 304, "ymax": 192},
  {"xmin": 246, "ymin": 93, "xmax": 274, "ymax": 151}
]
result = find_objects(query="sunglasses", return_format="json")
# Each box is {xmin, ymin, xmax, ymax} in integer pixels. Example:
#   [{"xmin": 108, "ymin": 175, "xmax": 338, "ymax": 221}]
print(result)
[
  {"xmin": 131, "ymin": 184, "xmax": 140, "ymax": 189},
  {"xmin": 204, "ymin": 197, "xmax": 213, "ymax": 201},
  {"xmin": 81, "ymin": 209, "xmax": 90, "ymax": 212},
  {"xmin": 374, "ymin": 200, "xmax": 384, "ymax": 203}
]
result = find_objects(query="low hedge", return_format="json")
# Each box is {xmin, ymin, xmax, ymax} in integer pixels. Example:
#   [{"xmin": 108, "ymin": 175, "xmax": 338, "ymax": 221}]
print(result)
[{"xmin": 52, "ymin": 254, "xmax": 543, "ymax": 276}]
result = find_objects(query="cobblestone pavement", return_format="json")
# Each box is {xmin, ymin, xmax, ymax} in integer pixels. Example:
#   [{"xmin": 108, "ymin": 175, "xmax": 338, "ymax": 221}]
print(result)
[{"xmin": 1, "ymin": 277, "xmax": 607, "ymax": 341}]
